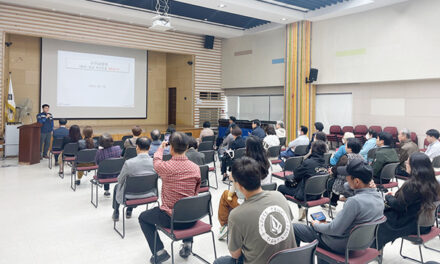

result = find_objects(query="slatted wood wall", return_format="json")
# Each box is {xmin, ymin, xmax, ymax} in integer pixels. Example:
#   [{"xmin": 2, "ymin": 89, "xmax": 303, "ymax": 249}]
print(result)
[{"xmin": 0, "ymin": 4, "xmax": 225, "ymax": 132}]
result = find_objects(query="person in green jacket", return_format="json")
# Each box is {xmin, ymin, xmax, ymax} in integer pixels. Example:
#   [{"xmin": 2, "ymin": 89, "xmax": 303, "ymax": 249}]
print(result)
[{"xmin": 372, "ymin": 132, "xmax": 399, "ymax": 184}]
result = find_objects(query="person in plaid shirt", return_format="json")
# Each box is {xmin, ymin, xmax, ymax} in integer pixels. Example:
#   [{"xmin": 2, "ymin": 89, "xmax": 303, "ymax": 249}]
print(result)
[
  {"xmin": 138, "ymin": 132, "xmax": 201, "ymax": 264},
  {"xmin": 95, "ymin": 133, "xmax": 122, "ymax": 196}
]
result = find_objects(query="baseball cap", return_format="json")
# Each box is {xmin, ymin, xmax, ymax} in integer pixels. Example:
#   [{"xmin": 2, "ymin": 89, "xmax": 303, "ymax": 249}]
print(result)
[{"xmin": 337, "ymin": 159, "xmax": 373, "ymax": 183}]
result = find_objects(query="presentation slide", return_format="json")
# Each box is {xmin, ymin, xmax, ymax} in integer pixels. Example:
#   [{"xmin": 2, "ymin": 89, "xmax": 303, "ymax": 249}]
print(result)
[{"xmin": 41, "ymin": 38, "xmax": 147, "ymax": 119}]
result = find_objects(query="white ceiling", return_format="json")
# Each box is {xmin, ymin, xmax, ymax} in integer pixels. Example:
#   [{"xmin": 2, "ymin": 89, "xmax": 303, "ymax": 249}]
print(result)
[{"xmin": 0, "ymin": 0, "xmax": 409, "ymax": 38}]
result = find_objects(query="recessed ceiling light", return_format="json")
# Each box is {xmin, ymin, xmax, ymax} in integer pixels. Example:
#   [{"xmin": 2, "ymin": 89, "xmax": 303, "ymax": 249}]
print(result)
[
  {"xmin": 281, "ymin": 18, "xmax": 287, "ymax": 21},
  {"xmin": 218, "ymin": 4, "xmax": 226, "ymax": 8}
]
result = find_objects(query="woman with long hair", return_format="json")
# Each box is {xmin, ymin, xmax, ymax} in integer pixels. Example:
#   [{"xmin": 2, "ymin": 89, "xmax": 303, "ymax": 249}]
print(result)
[
  {"xmin": 376, "ymin": 152, "xmax": 440, "ymax": 250},
  {"xmin": 59, "ymin": 125, "xmax": 82, "ymax": 176},
  {"xmin": 75, "ymin": 126, "xmax": 98, "ymax": 185}
]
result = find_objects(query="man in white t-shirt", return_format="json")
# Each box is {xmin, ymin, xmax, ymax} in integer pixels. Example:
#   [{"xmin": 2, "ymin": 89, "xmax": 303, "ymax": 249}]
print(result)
[{"xmin": 425, "ymin": 129, "xmax": 440, "ymax": 161}]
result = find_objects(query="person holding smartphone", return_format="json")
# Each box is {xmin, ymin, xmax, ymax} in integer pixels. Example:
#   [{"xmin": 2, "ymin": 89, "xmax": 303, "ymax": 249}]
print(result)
[{"xmin": 37, "ymin": 104, "xmax": 54, "ymax": 159}]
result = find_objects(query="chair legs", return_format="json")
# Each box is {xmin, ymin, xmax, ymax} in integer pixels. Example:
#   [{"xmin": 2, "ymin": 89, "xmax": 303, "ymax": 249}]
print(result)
[
  {"xmin": 114, "ymin": 206, "xmax": 126, "ymax": 239},
  {"xmin": 400, "ymin": 238, "xmax": 425, "ymax": 263},
  {"xmin": 48, "ymin": 152, "xmax": 53, "ymax": 169},
  {"xmin": 90, "ymin": 180, "xmax": 100, "ymax": 208},
  {"xmin": 70, "ymin": 168, "xmax": 77, "ymax": 191}
]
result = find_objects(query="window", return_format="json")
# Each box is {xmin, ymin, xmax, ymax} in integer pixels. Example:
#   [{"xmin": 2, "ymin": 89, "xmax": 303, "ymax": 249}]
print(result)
[
  {"xmin": 199, "ymin": 92, "xmax": 221, "ymax": 100},
  {"xmin": 199, "ymin": 108, "xmax": 220, "ymax": 127}
]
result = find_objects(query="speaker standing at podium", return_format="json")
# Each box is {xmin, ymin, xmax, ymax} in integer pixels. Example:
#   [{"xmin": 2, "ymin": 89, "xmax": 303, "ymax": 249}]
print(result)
[{"xmin": 36, "ymin": 104, "xmax": 54, "ymax": 159}]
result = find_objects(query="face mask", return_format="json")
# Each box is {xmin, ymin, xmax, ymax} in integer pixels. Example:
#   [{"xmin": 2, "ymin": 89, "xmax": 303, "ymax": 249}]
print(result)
[{"xmin": 365, "ymin": 134, "xmax": 370, "ymax": 140}]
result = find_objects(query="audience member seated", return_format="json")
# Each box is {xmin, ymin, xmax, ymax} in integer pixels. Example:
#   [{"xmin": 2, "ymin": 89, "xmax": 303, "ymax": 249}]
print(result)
[
  {"xmin": 138, "ymin": 132, "xmax": 201, "ymax": 263},
  {"xmin": 425, "ymin": 129, "xmax": 440, "ymax": 161},
  {"xmin": 197, "ymin": 121, "xmax": 214, "ymax": 144},
  {"xmin": 214, "ymin": 157, "xmax": 296, "ymax": 264},
  {"xmin": 294, "ymin": 159, "xmax": 384, "ymax": 255},
  {"xmin": 95, "ymin": 133, "xmax": 122, "ymax": 196},
  {"xmin": 359, "ymin": 129, "xmax": 377, "ymax": 161},
  {"xmin": 75, "ymin": 126, "xmax": 98, "ymax": 185},
  {"xmin": 217, "ymin": 116, "xmax": 237, "ymax": 148},
  {"xmin": 278, "ymin": 140, "xmax": 327, "ymax": 220},
  {"xmin": 276, "ymin": 120, "xmax": 286, "ymax": 138},
  {"xmin": 221, "ymin": 126, "xmax": 246, "ymax": 181},
  {"xmin": 112, "ymin": 137, "xmax": 156, "ymax": 221},
  {"xmin": 372, "ymin": 132, "xmax": 399, "ymax": 184},
  {"xmin": 328, "ymin": 138, "xmax": 363, "ymax": 206},
  {"xmin": 330, "ymin": 132, "xmax": 355, "ymax": 166},
  {"xmin": 396, "ymin": 129, "xmax": 419, "ymax": 177},
  {"xmin": 52, "ymin": 118, "xmax": 69, "ymax": 166},
  {"xmin": 278, "ymin": 125, "xmax": 310, "ymax": 168},
  {"xmin": 303, "ymin": 131, "xmax": 327, "ymax": 160},
  {"xmin": 124, "ymin": 125, "xmax": 142, "ymax": 149},
  {"xmin": 249, "ymin": 119, "xmax": 266, "ymax": 139},
  {"xmin": 310, "ymin": 122, "xmax": 324, "ymax": 145},
  {"xmin": 148, "ymin": 129, "xmax": 162, "ymax": 157},
  {"xmin": 59, "ymin": 125, "xmax": 82, "ymax": 176},
  {"xmin": 218, "ymin": 124, "xmax": 236, "ymax": 157},
  {"xmin": 376, "ymin": 152, "xmax": 440, "ymax": 250},
  {"xmin": 262, "ymin": 125, "xmax": 280, "ymax": 149},
  {"xmin": 185, "ymin": 137, "xmax": 205, "ymax": 166},
  {"xmin": 217, "ymin": 136, "xmax": 272, "ymax": 240}
]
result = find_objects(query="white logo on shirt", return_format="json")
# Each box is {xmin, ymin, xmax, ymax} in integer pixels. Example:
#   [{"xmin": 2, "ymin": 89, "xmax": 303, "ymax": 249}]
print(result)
[{"xmin": 259, "ymin": 205, "xmax": 290, "ymax": 245}]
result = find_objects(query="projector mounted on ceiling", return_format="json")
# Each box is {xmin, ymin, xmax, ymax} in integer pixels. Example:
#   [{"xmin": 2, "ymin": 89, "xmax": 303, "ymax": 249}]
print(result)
[{"xmin": 149, "ymin": 15, "xmax": 173, "ymax": 32}]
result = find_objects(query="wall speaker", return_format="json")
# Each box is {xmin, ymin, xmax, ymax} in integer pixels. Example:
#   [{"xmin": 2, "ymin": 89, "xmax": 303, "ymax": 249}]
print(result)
[
  {"xmin": 204, "ymin": 35, "xmax": 214, "ymax": 49},
  {"xmin": 306, "ymin": 68, "xmax": 318, "ymax": 83}
]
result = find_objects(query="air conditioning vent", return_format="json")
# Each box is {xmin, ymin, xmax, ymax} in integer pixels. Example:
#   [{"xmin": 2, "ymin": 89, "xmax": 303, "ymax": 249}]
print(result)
[
  {"xmin": 199, "ymin": 108, "xmax": 220, "ymax": 127},
  {"xmin": 199, "ymin": 92, "xmax": 221, "ymax": 100}
]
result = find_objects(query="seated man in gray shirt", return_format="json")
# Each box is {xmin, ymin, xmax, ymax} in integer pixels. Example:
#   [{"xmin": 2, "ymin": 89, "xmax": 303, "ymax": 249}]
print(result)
[
  {"xmin": 294, "ymin": 159, "xmax": 384, "ymax": 254},
  {"xmin": 112, "ymin": 137, "xmax": 156, "ymax": 221},
  {"xmin": 214, "ymin": 157, "xmax": 296, "ymax": 264}
]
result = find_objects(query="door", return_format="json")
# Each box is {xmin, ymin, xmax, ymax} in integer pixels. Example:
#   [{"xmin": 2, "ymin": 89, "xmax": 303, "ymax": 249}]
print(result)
[{"xmin": 168, "ymin": 87, "xmax": 176, "ymax": 125}]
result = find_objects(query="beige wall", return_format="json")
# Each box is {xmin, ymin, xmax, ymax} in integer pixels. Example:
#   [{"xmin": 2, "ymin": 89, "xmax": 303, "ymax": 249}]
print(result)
[
  {"xmin": 317, "ymin": 79, "xmax": 440, "ymax": 146},
  {"xmin": 166, "ymin": 53, "xmax": 194, "ymax": 126}
]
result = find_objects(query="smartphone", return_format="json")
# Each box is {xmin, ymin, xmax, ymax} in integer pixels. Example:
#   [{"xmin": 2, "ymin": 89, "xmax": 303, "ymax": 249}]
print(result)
[
  {"xmin": 164, "ymin": 133, "xmax": 171, "ymax": 142},
  {"xmin": 310, "ymin": 212, "xmax": 326, "ymax": 222}
]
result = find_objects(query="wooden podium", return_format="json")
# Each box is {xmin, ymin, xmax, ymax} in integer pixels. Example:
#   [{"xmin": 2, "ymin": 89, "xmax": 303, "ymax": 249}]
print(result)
[{"xmin": 18, "ymin": 123, "xmax": 42, "ymax": 165}]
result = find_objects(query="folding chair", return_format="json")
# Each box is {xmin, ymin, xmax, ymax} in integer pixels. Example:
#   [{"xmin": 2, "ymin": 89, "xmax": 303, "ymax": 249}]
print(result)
[
  {"xmin": 185, "ymin": 132, "xmax": 193, "ymax": 137},
  {"xmin": 337, "ymin": 126, "xmax": 354, "ymax": 144},
  {"xmin": 285, "ymin": 174, "xmax": 333, "ymax": 223},
  {"xmin": 324, "ymin": 153, "xmax": 332, "ymax": 167},
  {"xmin": 71, "ymin": 149, "xmax": 98, "ymax": 191},
  {"xmin": 59, "ymin": 143, "xmax": 78, "ymax": 179},
  {"xmin": 200, "ymin": 150, "xmax": 218, "ymax": 189},
  {"xmin": 267, "ymin": 145, "xmax": 282, "ymax": 168},
  {"xmin": 377, "ymin": 163, "xmax": 399, "ymax": 196},
  {"xmin": 121, "ymin": 135, "xmax": 132, "ymax": 142},
  {"xmin": 113, "ymin": 140, "xmax": 124, "ymax": 151},
  {"xmin": 199, "ymin": 165, "xmax": 210, "ymax": 193},
  {"xmin": 316, "ymin": 216, "xmax": 387, "ymax": 264},
  {"xmin": 400, "ymin": 205, "xmax": 440, "ymax": 263},
  {"xmin": 327, "ymin": 125, "xmax": 342, "ymax": 149},
  {"xmin": 279, "ymin": 137, "xmax": 287, "ymax": 147},
  {"xmin": 154, "ymin": 192, "xmax": 216, "ymax": 264},
  {"xmin": 233, "ymin": 148, "xmax": 246, "ymax": 160},
  {"xmin": 114, "ymin": 173, "xmax": 159, "ymax": 238},
  {"xmin": 261, "ymin": 182, "xmax": 277, "ymax": 191},
  {"xmin": 294, "ymin": 145, "xmax": 309, "ymax": 156},
  {"xmin": 163, "ymin": 153, "xmax": 172, "ymax": 161},
  {"xmin": 272, "ymin": 156, "xmax": 303, "ymax": 180},
  {"xmin": 124, "ymin": 147, "xmax": 137, "ymax": 160},
  {"xmin": 432, "ymin": 156, "xmax": 440, "ymax": 176},
  {"xmin": 198, "ymin": 141, "xmax": 213, "ymax": 152},
  {"xmin": 202, "ymin": 135, "xmax": 215, "ymax": 142},
  {"xmin": 268, "ymin": 239, "xmax": 318, "ymax": 264},
  {"xmin": 49, "ymin": 137, "xmax": 64, "ymax": 169},
  {"xmin": 90, "ymin": 157, "xmax": 125, "ymax": 208}
]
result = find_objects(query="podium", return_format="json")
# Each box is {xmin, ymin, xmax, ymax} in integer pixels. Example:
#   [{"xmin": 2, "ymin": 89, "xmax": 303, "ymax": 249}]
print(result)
[{"xmin": 18, "ymin": 123, "xmax": 42, "ymax": 165}]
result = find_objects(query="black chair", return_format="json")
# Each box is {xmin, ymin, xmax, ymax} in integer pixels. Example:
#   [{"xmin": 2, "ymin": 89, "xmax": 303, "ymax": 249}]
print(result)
[
  {"xmin": 367, "ymin": 148, "xmax": 377, "ymax": 163},
  {"xmin": 163, "ymin": 153, "xmax": 172, "ymax": 161},
  {"xmin": 377, "ymin": 163, "xmax": 399, "ymax": 196},
  {"xmin": 121, "ymin": 135, "xmax": 132, "ymax": 142},
  {"xmin": 267, "ymin": 239, "xmax": 318, "ymax": 264},
  {"xmin": 285, "ymin": 174, "xmax": 333, "ymax": 223},
  {"xmin": 49, "ymin": 138, "xmax": 64, "ymax": 169},
  {"xmin": 124, "ymin": 147, "xmax": 137, "ymax": 160},
  {"xmin": 200, "ymin": 150, "xmax": 218, "ymax": 189},
  {"xmin": 261, "ymin": 182, "xmax": 277, "ymax": 191},
  {"xmin": 90, "ymin": 158, "xmax": 125, "ymax": 208},
  {"xmin": 60, "ymin": 143, "xmax": 78, "ymax": 179},
  {"xmin": 185, "ymin": 132, "xmax": 193, "ymax": 137},
  {"xmin": 316, "ymin": 216, "xmax": 387, "ymax": 264},
  {"xmin": 323, "ymin": 153, "xmax": 331, "ymax": 167},
  {"xmin": 233, "ymin": 148, "xmax": 246, "ymax": 160},
  {"xmin": 272, "ymin": 156, "xmax": 303, "ymax": 180},
  {"xmin": 294, "ymin": 145, "xmax": 309, "ymax": 156},
  {"xmin": 199, "ymin": 164, "xmax": 210, "ymax": 193},
  {"xmin": 202, "ymin": 135, "xmax": 215, "ymax": 142},
  {"xmin": 113, "ymin": 140, "xmax": 124, "ymax": 151},
  {"xmin": 153, "ymin": 192, "xmax": 216, "ymax": 264},
  {"xmin": 114, "ymin": 173, "xmax": 159, "ymax": 238},
  {"xmin": 198, "ymin": 141, "xmax": 213, "ymax": 152},
  {"xmin": 267, "ymin": 145, "xmax": 282, "ymax": 168},
  {"xmin": 71, "ymin": 149, "xmax": 98, "ymax": 191},
  {"xmin": 279, "ymin": 137, "xmax": 287, "ymax": 147}
]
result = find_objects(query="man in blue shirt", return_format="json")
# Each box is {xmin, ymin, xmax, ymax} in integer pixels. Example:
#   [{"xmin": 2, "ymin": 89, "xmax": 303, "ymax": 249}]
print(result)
[
  {"xmin": 250, "ymin": 119, "xmax": 266, "ymax": 139},
  {"xmin": 36, "ymin": 104, "xmax": 54, "ymax": 158}
]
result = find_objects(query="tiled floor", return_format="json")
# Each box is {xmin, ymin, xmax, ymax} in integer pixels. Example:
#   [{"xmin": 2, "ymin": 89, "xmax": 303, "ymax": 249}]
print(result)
[{"xmin": 0, "ymin": 157, "xmax": 439, "ymax": 264}]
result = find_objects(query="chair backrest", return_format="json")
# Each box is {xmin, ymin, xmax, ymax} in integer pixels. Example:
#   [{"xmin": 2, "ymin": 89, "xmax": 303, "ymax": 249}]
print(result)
[
  {"xmin": 329, "ymin": 125, "xmax": 342, "ymax": 135},
  {"xmin": 199, "ymin": 164, "xmax": 209, "ymax": 187},
  {"xmin": 294, "ymin": 145, "xmax": 309, "ymax": 156},
  {"xmin": 113, "ymin": 140, "xmax": 124, "ymax": 150},
  {"xmin": 63, "ymin": 142, "xmax": 78, "ymax": 156},
  {"xmin": 354, "ymin": 125, "xmax": 368, "ymax": 135},
  {"xmin": 97, "ymin": 158, "xmax": 125, "ymax": 177},
  {"xmin": 124, "ymin": 173, "xmax": 158, "ymax": 198},
  {"xmin": 342, "ymin": 126, "xmax": 354, "ymax": 134},
  {"xmin": 383, "ymin": 126, "xmax": 398, "ymax": 137},
  {"xmin": 424, "ymin": 138, "xmax": 430, "ymax": 148},
  {"xmin": 52, "ymin": 138, "xmax": 64, "ymax": 150},
  {"xmin": 233, "ymin": 148, "xmax": 246, "ymax": 160},
  {"xmin": 367, "ymin": 148, "xmax": 376, "ymax": 160},
  {"xmin": 202, "ymin": 135, "xmax": 215, "ymax": 142},
  {"xmin": 185, "ymin": 132, "xmax": 193, "ymax": 137},
  {"xmin": 121, "ymin": 135, "xmax": 132, "ymax": 142},
  {"xmin": 284, "ymin": 156, "xmax": 303, "ymax": 172},
  {"xmin": 410, "ymin": 132, "xmax": 418, "ymax": 146},
  {"xmin": 76, "ymin": 149, "xmax": 97, "ymax": 164},
  {"xmin": 323, "ymin": 153, "xmax": 331, "ymax": 167},
  {"xmin": 262, "ymin": 182, "xmax": 277, "ymax": 191},
  {"xmin": 200, "ymin": 150, "xmax": 215, "ymax": 164},
  {"xmin": 304, "ymin": 174, "xmax": 330, "ymax": 197},
  {"xmin": 163, "ymin": 153, "xmax": 172, "ymax": 161},
  {"xmin": 432, "ymin": 156, "xmax": 440, "ymax": 168},
  {"xmin": 279, "ymin": 137, "xmax": 287, "ymax": 146},
  {"xmin": 380, "ymin": 162, "xmax": 399, "ymax": 181},
  {"xmin": 369, "ymin": 126, "xmax": 382, "ymax": 134},
  {"xmin": 124, "ymin": 147, "xmax": 137, "ymax": 160},
  {"xmin": 347, "ymin": 216, "xmax": 387, "ymax": 253},
  {"xmin": 267, "ymin": 145, "xmax": 281, "ymax": 159},
  {"xmin": 172, "ymin": 192, "xmax": 211, "ymax": 223},
  {"xmin": 198, "ymin": 141, "xmax": 214, "ymax": 152},
  {"xmin": 267, "ymin": 239, "xmax": 318, "ymax": 264}
]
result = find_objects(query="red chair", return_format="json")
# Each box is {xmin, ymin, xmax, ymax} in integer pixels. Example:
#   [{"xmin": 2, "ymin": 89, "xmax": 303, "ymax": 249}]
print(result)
[
  {"xmin": 285, "ymin": 173, "xmax": 333, "ymax": 223},
  {"xmin": 383, "ymin": 126, "xmax": 398, "ymax": 145},
  {"xmin": 337, "ymin": 126, "xmax": 354, "ymax": 144},
  {"xmin": 369, "ymin": 126, "xmax": 382, "ymax": 135},
  {"xmin": 316, "ymin": 216, "xmax": 387, "ymax": 264},
  {"xmin": 420, "ymin": 138, "xmax": 430, "ymax": 152},
  {"xmin": 411, "ymin": 132, "xmax": 419, "ymax": 146},
  {"xmin": 90, "ymin": 158, "xmax": 125, "ymax": 208},
  {"xmin": 399, "ymin": 205, "xmax": 440, "ymax": 263},
  {"xmin": 272, "ymin": 156, "xmax": 303, "ymax": 180},
  {"xmin": 354, "ymin": 125, "xmax": 368, "ymax": 143},
  {"xmin": 48, "ymin": 138, "xmax": 64, "ymax": 169},
  {"xmin": 153, "ymin": 192, "xmax": 216, "ymax": 264},
  {"xmin": 71, "ymin": 149, "xmax": 98, "ymax": 191},
  {"xmin": 327, "ymin": 125, "xmax": 342, "ymax": 148}
]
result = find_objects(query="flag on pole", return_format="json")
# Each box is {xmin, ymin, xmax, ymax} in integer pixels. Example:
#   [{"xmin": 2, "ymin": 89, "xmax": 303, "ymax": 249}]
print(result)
[{"xmin": 6, "ymin": 72, "xmax": 16, "ymax": 123}]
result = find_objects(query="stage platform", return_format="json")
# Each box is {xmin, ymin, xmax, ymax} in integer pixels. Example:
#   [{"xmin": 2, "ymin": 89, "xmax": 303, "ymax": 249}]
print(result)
[{"xmin": 89, "ymin": 125, "xmax": 203, "ymax": 140}]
